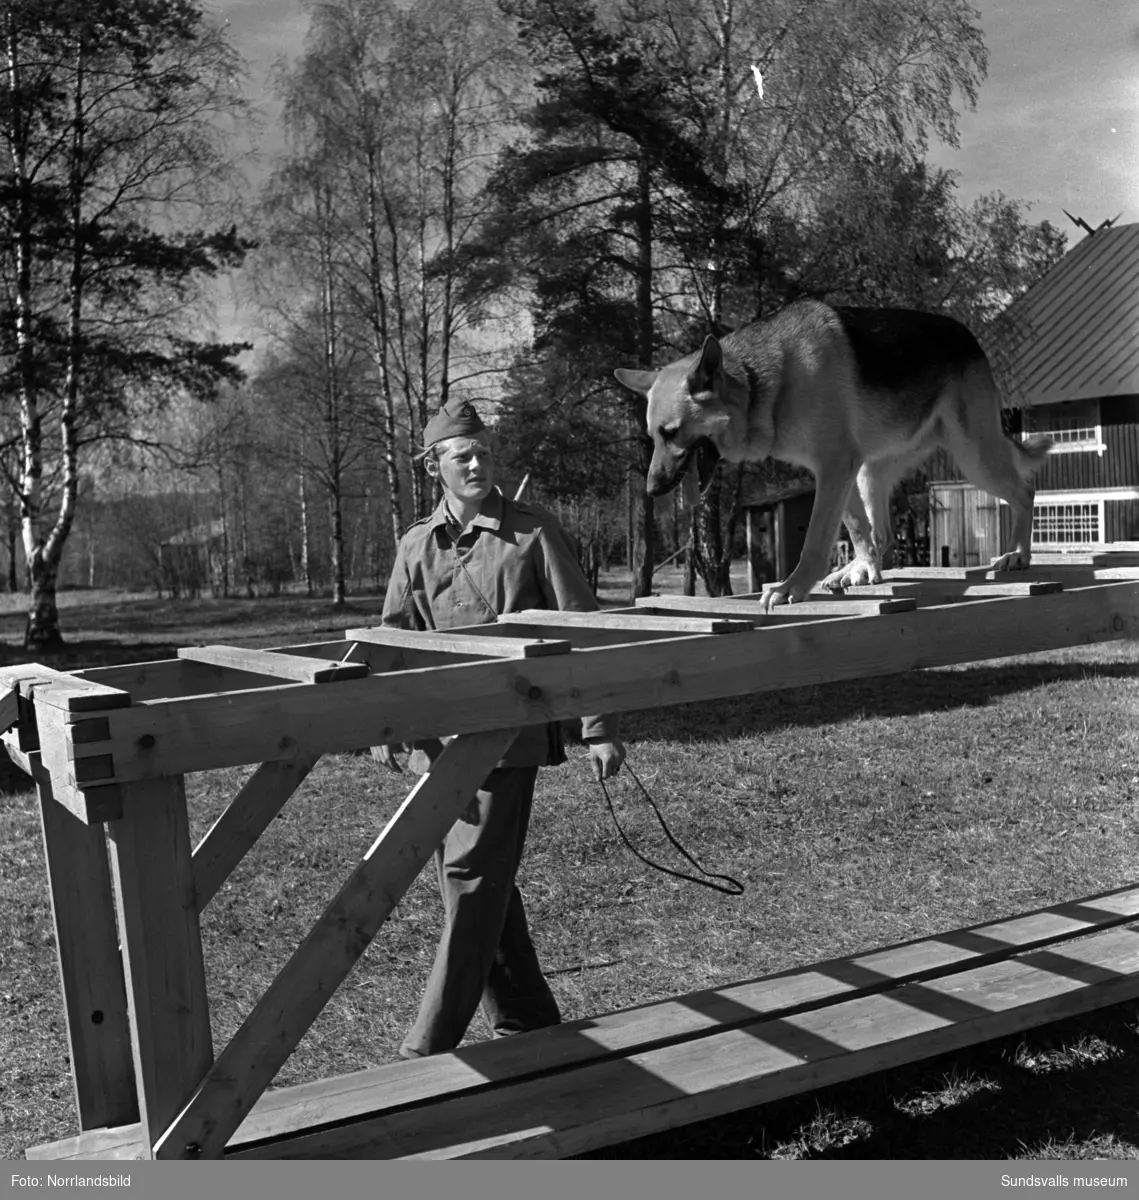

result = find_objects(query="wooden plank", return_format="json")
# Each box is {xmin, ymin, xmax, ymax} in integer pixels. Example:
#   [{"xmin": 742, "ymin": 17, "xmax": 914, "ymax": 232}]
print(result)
[
  {"xmin": 630, "ymin": 596, "xmax": 917, "ymax": 619},
  {"xmin": 74, "ymin": 657, "xmax": 303, "ymax": 703},
  {"xmin": 73, "ymin": 581, "xmax": 1139, "ymax": 783},
  {"xmin": 32, "ymin": 882, "xmax": 1139, "ymax": 1160},
  {"xmin": 192, "ymin": 750, "xmax": 322, "ymax": 911},
  {"xmin": 345, "ymin": 626, "xmax": 573, "ymax": 659},
  {"xmin": 37, "ymin": 768, "xmax": 138, "ymax": 1132},
  {"xmin": 812, "ymin": 581, "xmax": 1064, "ymax": 599},
  {"xmin": 177, "ymin": 646, "xmax": 369, "ymax": 684},
  {"xmin": 151, "ymin": 726, "xmax": 521, "ymax": 1160},
  {"xmin": 885, "ymin": 566, "xmax": 1100, "ymax": 586},
  {"xmin": 107, "ymin": 776, "xmax": 214, "ymax": 1159},
  {"xmin": 262, "ymin": 924, "xmax": 1139, "ymax": 1159},
  {"xmin": 74, "ymin": 646, "xmax": 502, "ymax": 700},
  {"xmin": 497, "ymin": 609, "xmax": 755, "ymax": 634}
]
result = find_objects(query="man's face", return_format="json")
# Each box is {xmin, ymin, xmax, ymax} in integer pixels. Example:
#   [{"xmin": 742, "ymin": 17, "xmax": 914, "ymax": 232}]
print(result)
[{"xmin": 428, "ymin": 434, "xmax": 495, "ymax": 507}]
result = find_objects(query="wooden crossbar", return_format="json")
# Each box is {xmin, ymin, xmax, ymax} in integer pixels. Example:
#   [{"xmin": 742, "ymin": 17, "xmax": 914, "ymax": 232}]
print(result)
[
  {"xmin": 29, "ymin": 884, "xmax": 1139, "ymax": 1161},
  {"xmin": 812, "ymin": 581, "xmax": 1065, "ymax": 599},
  {"xmin": 344, "ymin": 626, "xmax": 573, "ymax": 658},
  {"xmin": 177, "ymin": 646, "xmax": 370, "ymax": 684},
  {"xmin": 631, "ymin": 595, "xmax": 917, "ymax": 619}
]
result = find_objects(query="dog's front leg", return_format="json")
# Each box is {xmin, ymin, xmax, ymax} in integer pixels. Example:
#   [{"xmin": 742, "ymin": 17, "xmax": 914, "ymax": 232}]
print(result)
[
  {"xmin": 821, "ymin": 463, "xmax": 889, "ymax": 590},
  {"xmin": 762, "ymin": 459, "xmax": 859, "ymax": 611}
]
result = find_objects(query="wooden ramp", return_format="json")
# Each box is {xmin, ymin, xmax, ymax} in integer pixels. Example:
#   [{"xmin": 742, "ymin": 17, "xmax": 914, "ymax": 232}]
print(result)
[{"xmin": 29, "ymin": 886, "xmax": 1139, "ymax": 1161}]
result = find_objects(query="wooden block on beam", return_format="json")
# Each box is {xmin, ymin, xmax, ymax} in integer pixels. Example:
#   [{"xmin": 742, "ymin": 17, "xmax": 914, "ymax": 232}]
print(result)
[
  {"xmin": 345, "ymin": 626, "xmax": 573, "ymax": 659},
  {"xmin": 497, "ymin": 609, "xmax": 754, "ymax": 635},
  {"xmin": 178, "ymin": 646, "xmax": 369, "ymax": 684}
]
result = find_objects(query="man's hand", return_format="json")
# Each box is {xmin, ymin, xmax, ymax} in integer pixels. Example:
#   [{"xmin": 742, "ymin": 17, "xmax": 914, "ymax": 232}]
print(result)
[
  {"xmin": 370, "ymin": 743, "xmax": 403, "ymax": 774},
  {"xmin": 587, "ymin": 738, "xmax": 626, "ymax": 781}
]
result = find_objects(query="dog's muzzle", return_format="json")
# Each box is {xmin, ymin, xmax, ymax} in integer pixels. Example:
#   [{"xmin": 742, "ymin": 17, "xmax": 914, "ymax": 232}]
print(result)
[{"xmin": 646, "ymin": 437, "xmax": 721, "ymax": 498}]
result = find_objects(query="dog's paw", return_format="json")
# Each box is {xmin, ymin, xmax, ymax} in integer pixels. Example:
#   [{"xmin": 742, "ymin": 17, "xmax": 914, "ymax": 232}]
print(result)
[
  {"xmin": 760, "ymin": 581, "xmax": 813, "ymax": 611},
  {"xmin": 990, "ymin": 551, "xmax": 1030, "ymax": 572},
  {"xmin": 759, "ymin": 586, "xmax": 790, "ymax": 612},
  {"xmin": 822, "ymin": 559, "xmax": 882, "ymax": 590}
]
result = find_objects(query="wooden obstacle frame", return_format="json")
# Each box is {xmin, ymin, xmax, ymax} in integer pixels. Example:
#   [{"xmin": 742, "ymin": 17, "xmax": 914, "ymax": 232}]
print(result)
[{"xmin": 6, "ymin": 562, "xmax": 1139, "ymax": 1160}]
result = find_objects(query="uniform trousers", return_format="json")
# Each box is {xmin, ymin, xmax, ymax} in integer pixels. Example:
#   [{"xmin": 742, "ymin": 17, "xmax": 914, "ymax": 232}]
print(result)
[{"xmin": 399, "ymin": 764, "xmax": 561, "ymax": 1058}]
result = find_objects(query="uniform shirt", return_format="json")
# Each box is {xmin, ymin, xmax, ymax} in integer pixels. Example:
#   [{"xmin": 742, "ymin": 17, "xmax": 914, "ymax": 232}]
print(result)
[{"xmin": 381, "ymin": 487, "xmax": 619, "ymax": 768}]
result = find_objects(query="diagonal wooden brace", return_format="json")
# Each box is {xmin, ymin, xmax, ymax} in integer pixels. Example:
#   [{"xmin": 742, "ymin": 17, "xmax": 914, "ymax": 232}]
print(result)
[{"xmin": 152, "ymin": 725, "xmax": 520, "ymax": 1159}]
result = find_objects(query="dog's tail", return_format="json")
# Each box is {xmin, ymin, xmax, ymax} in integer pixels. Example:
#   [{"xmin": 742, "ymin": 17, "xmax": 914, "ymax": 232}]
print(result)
[{"xmin": 1012, "ymin": 433, "xmax": 1053, "ymax": 479}]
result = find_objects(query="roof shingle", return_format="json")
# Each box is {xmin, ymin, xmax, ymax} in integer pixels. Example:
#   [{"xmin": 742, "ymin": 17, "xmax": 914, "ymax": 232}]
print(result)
[{"xmin": 998, "ymin": 222, "xmax": 1139, "ymax": 406}]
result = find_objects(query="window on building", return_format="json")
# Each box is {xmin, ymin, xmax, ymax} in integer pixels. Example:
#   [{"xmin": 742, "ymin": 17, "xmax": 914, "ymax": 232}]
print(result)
[
  {"xmin": 1032, "ymin": 501, "xmax": 1101, "ymax": 545},
  {"xmin": 1021, "ymin": 399, "xmax": 1104, "ymax": 454}
]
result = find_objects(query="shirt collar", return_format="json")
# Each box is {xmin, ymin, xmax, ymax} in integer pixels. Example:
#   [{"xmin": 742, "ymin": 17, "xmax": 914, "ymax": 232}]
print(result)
[{"xmin": 429, "ymin": 487, "xmax": 505, "ymax": 534}]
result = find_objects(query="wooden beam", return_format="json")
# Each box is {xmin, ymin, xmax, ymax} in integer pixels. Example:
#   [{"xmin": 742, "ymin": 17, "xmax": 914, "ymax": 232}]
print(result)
[
  {"xmin": 31, "ymin": 882, "xmax": 1139, "ymax": 1160},
  {"xmin": 37, "ymin": 767, "xmax": 137, "ymax": 1131},
  {"xmin": 58, "ymin": 582, "xmax": 1139, "ymax": 785},
  {"xmin": 107, "ymin": 776, "xmax": 214, "ymax": 1159},
  {"xmin": 151, "ymin": 726, "xmax": 520, "ymax": 1160},
  {"xmin": 177, "ymin": 646, "xmax": 369, "ymax": 684},
  {"xmin": 193, "ymin": 750, "xmax": 322, "ymax": 911},
  {"xmin": 345, "ymin": 626, "xmax": 573, "ymax": 659}
]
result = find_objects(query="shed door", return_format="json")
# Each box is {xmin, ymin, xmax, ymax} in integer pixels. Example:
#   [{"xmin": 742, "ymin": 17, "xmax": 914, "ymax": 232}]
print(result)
[{"xmin": 930, "ymin": 486, "xmax": 1000, "ymax": 568}]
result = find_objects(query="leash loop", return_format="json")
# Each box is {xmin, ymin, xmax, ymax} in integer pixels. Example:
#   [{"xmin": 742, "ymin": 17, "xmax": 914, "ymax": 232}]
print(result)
[{"xmin": 596, "ymin": 762, "xmax": 745, "ymax": 897}]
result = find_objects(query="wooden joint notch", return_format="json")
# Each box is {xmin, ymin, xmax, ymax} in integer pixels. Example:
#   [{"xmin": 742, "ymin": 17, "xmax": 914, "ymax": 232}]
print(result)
[
  {"xmin": 0, "ymin": 664, "xmax": 131, "ymax": 753},
  {"xmin": 178, "ymin": 645, "xmax": 371, "ymax": 684},
  {"xmin": 345, "ymin": 626, "xmax": 573, "ymax": 659}
]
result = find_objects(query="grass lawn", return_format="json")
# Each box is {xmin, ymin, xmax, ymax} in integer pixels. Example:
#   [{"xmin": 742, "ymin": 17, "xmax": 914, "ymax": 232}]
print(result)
[{"xmin": 0, "ymin": 574, "xmax": 1138, "ymax": 1159}]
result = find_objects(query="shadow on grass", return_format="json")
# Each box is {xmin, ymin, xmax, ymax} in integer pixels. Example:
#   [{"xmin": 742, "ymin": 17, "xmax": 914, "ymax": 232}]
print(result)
[
  {"xmin": 624, "ymin": 659, "xmax": 1139, "ymax": 747},
  {"xmin": 581, "ymin": 999, "xmax": 1139, "ymax": 1159}
]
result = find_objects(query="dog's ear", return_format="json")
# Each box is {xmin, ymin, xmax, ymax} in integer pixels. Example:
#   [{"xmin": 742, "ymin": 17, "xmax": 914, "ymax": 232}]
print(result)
[
  {"xmin": 687, "ymin": 335, "xmax": 723, "ymax": 398},
  {"xmin": 614, "ymin": 367, "xmax": 658, "ymax": 396}
]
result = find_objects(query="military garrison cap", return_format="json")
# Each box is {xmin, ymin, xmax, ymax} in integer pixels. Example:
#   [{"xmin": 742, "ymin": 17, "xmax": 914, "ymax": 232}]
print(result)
[{"xmin": 421, "ymin": 398, "xmax": 488, "ymax": 450}]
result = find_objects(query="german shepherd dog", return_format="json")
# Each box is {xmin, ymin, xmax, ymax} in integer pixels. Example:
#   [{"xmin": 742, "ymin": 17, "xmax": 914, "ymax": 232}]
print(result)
[{"xmin": 615, "ymin": 300, "xmax": 1052, "ymax": 609}]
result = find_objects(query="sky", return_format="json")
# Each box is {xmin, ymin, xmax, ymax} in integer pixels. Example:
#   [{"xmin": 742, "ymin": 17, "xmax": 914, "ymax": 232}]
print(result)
[{"xmin": 208, "ymin": 0, "xmax": 1139, "ymax": 344}]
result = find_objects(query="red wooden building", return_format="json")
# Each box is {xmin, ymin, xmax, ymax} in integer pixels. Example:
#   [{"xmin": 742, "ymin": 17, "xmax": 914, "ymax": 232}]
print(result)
[{"xmin": 931, "ymin": 221, "xmax": 1139, "ymax": 566}]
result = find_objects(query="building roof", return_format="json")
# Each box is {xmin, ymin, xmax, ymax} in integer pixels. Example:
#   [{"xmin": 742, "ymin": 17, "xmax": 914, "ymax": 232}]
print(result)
[{"xmin": 1000, "ymin": 221, "xmax": 1139, "ymax": 406}]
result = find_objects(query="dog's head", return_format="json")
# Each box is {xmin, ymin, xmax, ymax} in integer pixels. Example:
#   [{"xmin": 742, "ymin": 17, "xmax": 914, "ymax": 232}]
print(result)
[{"xmin": 614, "ymin": 334, "xmax": 736, "ymax": 499}]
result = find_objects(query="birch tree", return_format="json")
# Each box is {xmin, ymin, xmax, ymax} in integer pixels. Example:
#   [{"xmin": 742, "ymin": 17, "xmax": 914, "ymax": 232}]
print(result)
[{"xmin": 0, "ymin": 0, "xmax": 251, "ymax": 649}]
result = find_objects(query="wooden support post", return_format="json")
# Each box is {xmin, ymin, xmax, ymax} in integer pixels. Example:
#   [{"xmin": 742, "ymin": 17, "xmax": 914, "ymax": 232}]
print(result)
[
  {"xmin": 152, "ymin": 726, "xmax": 520, "ymax": 1160},
  {"xmin": 36, "ymin": 763, "xmax": 137, "ymax": 1131},
  {"xmin": 107, "ymin": 776, "xmax": 213, "ymax": 1159}
]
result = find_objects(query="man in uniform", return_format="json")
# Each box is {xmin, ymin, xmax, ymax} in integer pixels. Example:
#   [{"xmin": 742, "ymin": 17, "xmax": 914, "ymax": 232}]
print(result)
[{"xmin": 378, "ymin": 397, "xmax": 625, "ymax": 1059}]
